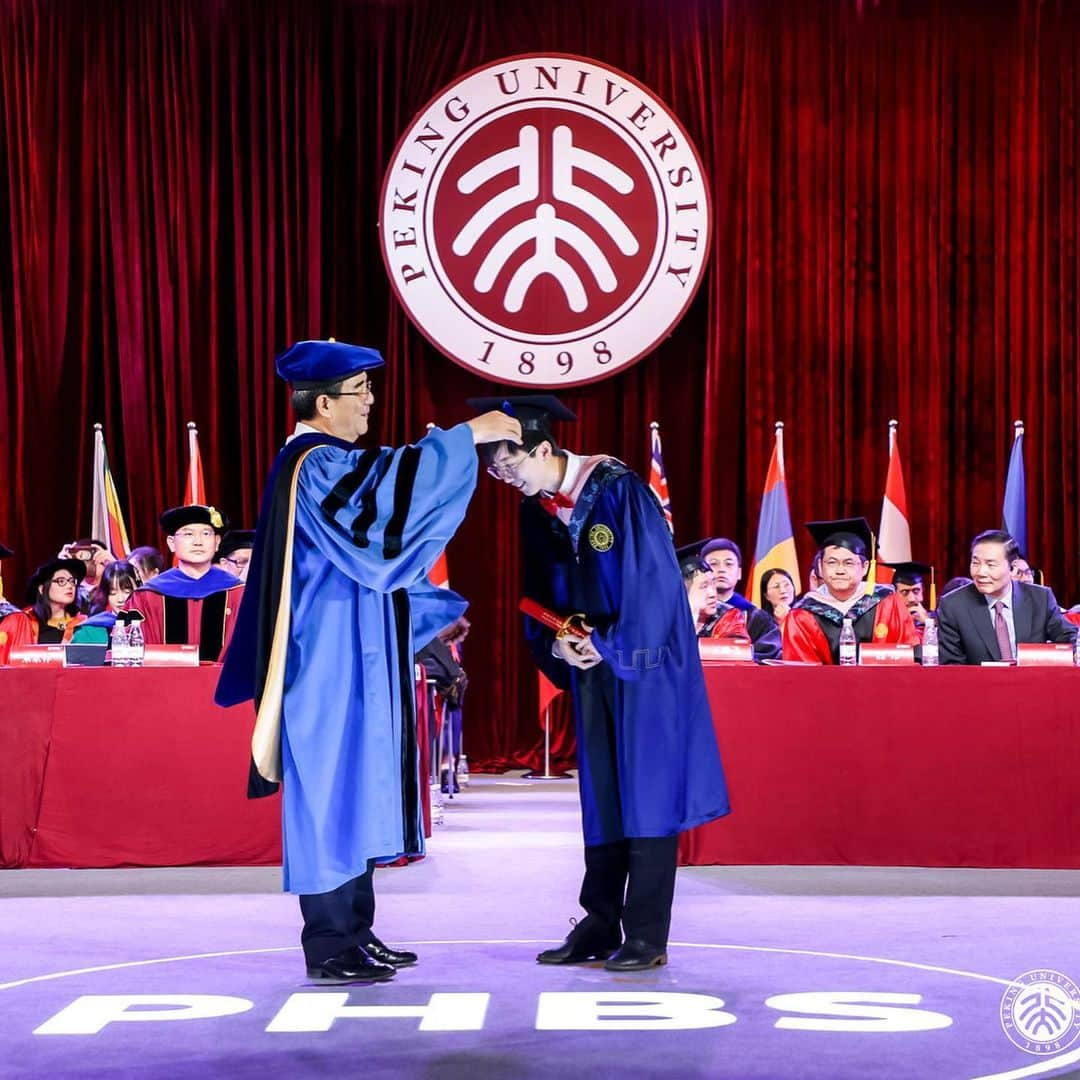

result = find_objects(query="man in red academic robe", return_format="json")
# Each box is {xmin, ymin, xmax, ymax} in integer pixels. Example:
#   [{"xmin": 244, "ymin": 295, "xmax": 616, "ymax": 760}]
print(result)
[
  {"xmin": 783, "ymin": 517, "xmax": 918, "ymax": 663},
  {"xmin": 125, "ymin": 504, "xmax": 244, "ymax": 662}
]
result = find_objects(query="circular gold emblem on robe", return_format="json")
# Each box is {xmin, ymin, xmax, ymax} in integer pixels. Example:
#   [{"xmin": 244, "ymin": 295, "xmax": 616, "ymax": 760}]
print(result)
[
  {"xmin": 588, "ymin": 524, "xmax": 615, "ymax": 553},
  {"xmin": 873, "ymin": 622, "xmax": 889, "ymax": 639}
]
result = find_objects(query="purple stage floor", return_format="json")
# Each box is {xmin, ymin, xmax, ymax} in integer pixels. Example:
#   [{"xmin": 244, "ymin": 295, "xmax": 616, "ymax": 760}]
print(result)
[{"xmin": 2, "ymin": 777, "xmax": 1079, "ymax": 1078}]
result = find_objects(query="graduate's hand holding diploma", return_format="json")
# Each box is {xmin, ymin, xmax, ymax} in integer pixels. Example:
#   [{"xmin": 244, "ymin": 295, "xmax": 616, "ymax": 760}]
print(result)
[{"xmin": 555, "ymin": 621, "xmax": 603, "ymax": 669}]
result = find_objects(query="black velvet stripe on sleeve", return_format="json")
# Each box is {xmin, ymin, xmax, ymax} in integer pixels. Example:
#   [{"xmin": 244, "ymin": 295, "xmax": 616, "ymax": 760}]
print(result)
[
  {"xmin": 347, "ymin": 453, "xmax": 395, "ymax": 548},
  {"xmin": 392, "ymin": 588, "xmax": 422, "ymax": 854},
  {"xmin": 319, "ymin": 448, "xmax": 380, "ymax": 518},
  {"xmin": 383, "ymin": 446, "xmax": 422, "ymax": 559}
]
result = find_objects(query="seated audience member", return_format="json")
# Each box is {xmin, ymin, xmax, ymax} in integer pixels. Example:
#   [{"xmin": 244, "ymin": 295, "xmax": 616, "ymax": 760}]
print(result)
[
  {"xmin": 806, "ymin": 550, "xmax": 824, "ymax": 593},
  {"xmin": 129, "ymin": 545, "xmax": 165, "ymax": 584},
  {"xmin": 886, "ymin": 560, "xmax": 935, "ymax": 637},
  {"xmin": 0, "ymin": 540, "xmax": 17, "ymax": 619},
  {"xmin": 1010, "ymin": 556, "xmax": 1035, "ymax": 584},
  {"xmin": 936, "ymin": 530, "xmax": 1076, "ymax": 664},
  {"xmin": 702, "ymin": 538, "xmax": 753, "ymax": 613},
  {"xmin": 783, "ymin": 517, "xmax": 918, "ymax": 663},
  {"xmin": 61, "ymin": 538, "xmax": 114, "ymax": 609},
  {"xmin": 124, "ymin": 505, "xmax": 244, "ymax": 661},
  {"xmin": 0, "ymin": 558, "xmax": 88, "ymax": 663},
  {"xmin": 759, "ymin": 568, "xmax": 796, "ymax": 628},
  {"xmin": 679, "ymin": 542, "xmax": 781, "ymax": 660},
  {"xmin": 215, "ymin": 530, "xmax": 255, "ymax": 583},
  {"xmin": 72, "ymin": 561, "xmax": 143, "ymax": 643}
]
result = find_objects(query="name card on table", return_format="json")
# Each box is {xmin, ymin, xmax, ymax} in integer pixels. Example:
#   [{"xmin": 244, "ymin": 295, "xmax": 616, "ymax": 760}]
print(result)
[
  {"xmin": 142, "ymin": 644, "xmax": 200, "ymax": 668},
  {"xmin": 699, "ymin": 640, "xmax": 754, "ymax": 664},
  {"xmin": 7, "ymin": 644, "xmax": 65, "ymax": 666},
  {"xmin": 1016, "ymin": 643, "xmax": 1075, "ymax": 667},
  {"xmin": 859, "ymin": 643, "xmax": 916, "ymax": 666}
]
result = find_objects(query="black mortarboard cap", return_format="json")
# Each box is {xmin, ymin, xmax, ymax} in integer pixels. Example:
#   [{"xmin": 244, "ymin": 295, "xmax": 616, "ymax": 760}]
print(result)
[
  {"xmin": 160, "ymin": 504, "xmax": 228, "ymax": 535},
  {"xmin": 805, "ymin": 517, "xmax": 874, "ymax": 557},
  {"xmin": 884, "ymin": 560, "xmax": 933, "ymax": 583},
  {"xmin": 466, "ymin": 394, "xmax": 577, "ymax": 433},
  {"xmin": 675, "ymin": 539, "xmax": 710, "ymax": 577},
  {"xmin": 276, "ymin": 339, "xmax": 384, "ymax": 389},
  {"xmin": 217, "ymin": 530, "xmax": 255, "ymax": 560}
]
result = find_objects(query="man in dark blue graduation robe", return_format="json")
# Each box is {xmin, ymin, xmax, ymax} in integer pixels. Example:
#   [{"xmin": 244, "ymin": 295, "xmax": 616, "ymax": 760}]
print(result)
[
  {"xmin": 217, "ymin": 340, "xmax": 520, "ymax": 985},
  {"xmin": 474, "ymin": 394, "xmax": 729, "ymax": 972}
]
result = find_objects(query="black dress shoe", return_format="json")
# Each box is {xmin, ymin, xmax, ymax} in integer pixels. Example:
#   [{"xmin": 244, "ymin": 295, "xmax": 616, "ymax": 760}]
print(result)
[
  {"xmin": 536, "ymin": 917, "xmax": 621, "ymax": 965},
  {"xmin": 306, "ymin": 945, "xmax": 396, "ymax": 984},
  {"xmin": 363, "ymin": 936, "xmax": 418, "ymax": 968},
  {"xmin": 603, "ymin": 938, "xmax": 668, "ymax": 971}
]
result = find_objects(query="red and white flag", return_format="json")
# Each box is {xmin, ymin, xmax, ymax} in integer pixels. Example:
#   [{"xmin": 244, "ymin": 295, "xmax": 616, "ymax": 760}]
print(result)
[
  {"xmin": 877, "ymin": 420, "xmax": 911, "ymax": 581},
  {"xmin": 183, "ymin": 422, "xmax": 207, "ymax": 506}
]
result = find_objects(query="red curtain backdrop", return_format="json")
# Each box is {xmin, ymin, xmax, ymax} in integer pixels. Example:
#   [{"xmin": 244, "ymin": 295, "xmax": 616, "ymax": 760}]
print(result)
[{"xmin": 3, "ymin": 0, "xmax": 1080, "ymax": 766}]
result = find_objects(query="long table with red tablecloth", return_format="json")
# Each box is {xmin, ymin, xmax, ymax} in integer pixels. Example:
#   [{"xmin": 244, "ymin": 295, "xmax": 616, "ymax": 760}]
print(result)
[
  {"xmin": 3, "ymin": 664, "xmax": 1078, "ymax": 870},
  {"xmin": 679, "ymin": 663, "xmax": 1080, "ymax": 868},
  {"xmin": 0, "ymin": 666, "xmax": 433, "ymax": 870}
]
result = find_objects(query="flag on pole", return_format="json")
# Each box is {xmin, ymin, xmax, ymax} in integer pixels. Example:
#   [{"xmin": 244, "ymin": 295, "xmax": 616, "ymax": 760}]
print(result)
[
  {"xmin": 538, "ymin": 671, "xmax": 563, "ymax": 728},
  {"xmin": 91, "ymin": 424, "xmax": 131, "ymax": 558},
  {"xmin": 648, "ymin": 421, "xmax": 674, "ymax": 534},
  {"xmin": 746, "ymin": 421, "xmax": 801, "ymax": 603},
  {"xmin": 876, "ymin": 419, "xmax": 912, "ymax": 583},
  {"xmin": 1002, "ymin": 420, "xmax": 1028, "ymax": 556},
  {"xmin": 183, "ymin": 422, "xmax": 207, "ymax": 506}
]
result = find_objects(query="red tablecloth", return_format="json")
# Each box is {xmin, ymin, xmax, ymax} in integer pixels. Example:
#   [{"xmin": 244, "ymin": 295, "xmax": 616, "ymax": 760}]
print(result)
[
  {"xmin": 1, "ymin": 665, "xmax": 432, "ymax": 870},
  {"xmin": 680, "ymin": 664, "xmax": 1080, "ymax": 868}
]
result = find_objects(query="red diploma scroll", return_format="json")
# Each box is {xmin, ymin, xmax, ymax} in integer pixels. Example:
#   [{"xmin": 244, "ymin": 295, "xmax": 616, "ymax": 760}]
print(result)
[{"xmin": 519, "ymin": 598, "xmax": 587, "ymax": 639}]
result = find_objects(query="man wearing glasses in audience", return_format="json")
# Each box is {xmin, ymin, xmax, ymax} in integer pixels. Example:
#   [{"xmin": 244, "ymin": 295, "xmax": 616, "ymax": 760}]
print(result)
[
  {"xmin": 124, "ymin": 504, "xmax": 245, "ymax": 662},
  {"xmin": 782, "ymin": 517, "xmax": 919, "ymax": 663},
  {"xmin": 216, "ymin": 530, "xmax": 255, "ymax": 583}
]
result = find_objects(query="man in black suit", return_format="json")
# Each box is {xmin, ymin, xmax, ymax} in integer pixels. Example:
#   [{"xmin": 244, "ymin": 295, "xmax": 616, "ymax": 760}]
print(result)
[{"xmin": 937, "ymin": 530, "xmax": 1076, "ymax": 664}]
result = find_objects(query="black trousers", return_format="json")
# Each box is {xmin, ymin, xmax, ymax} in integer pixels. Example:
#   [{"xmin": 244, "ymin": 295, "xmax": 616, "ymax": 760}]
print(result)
[
  {"xmin": 579, "ymin": 835, "xmax": 679, "ymax": 949},
  {"xmin": 298, "ymin": 859, "xmax": 378, "ymax": 966}
]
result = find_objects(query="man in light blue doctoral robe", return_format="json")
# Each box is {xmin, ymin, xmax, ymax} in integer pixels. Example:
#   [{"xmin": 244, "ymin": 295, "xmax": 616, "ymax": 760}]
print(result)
[{"xmin": 217, "ymin": 339, "xmax": 520, "ymax": 985}]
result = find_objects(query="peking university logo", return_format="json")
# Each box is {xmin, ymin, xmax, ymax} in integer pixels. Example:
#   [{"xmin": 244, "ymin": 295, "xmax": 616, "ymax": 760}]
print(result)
[{"xmin": 379, "ymin": 54, "xmax": 711, "ymax": 388}]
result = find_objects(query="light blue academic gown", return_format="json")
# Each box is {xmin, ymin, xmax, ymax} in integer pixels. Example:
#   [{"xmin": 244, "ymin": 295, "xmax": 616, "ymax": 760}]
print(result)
[{"xmin": 280, "ymin": 423, "xmax": 475, "ymax": 894}]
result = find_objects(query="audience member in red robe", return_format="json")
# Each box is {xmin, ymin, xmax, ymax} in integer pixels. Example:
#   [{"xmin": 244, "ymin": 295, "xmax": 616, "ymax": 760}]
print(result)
[
  {"xmin": 678, "ymin": 541, "xmax": 781, "ymax": 659},
  {"xmin": 0, "ymin": 558, "xmax": 88, "ymax": 663},
  {"xmin": 124, "ymin": 505, "xmax": 243, "ymax": 662},
  {"xmin": 783, "ymin": 518, "xmax": 918, "ymax": 663}
]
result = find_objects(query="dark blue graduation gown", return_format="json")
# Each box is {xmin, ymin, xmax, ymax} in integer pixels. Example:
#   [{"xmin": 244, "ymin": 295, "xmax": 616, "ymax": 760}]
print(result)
[{"xmin": 521, "ymin": 459, "xmax": 729, "ymax": 844}]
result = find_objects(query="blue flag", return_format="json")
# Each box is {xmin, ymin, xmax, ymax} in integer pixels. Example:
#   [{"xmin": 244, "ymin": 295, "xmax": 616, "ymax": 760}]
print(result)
[{"xmin": 1001, "ymin": 427, "xmax": 1027, "ymax": 557}]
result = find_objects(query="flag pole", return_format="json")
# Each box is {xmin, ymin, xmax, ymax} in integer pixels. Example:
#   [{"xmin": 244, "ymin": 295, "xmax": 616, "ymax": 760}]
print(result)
[
  {"xmin": 523, "ymin": 700, "xmax": 572, "ymax": 780},
  {"xmin": 888, "ymin": 418, "xmax": 898, "ymax": 455}
]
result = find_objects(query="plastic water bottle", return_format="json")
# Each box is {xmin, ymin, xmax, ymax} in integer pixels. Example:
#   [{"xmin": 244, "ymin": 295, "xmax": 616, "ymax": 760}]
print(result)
[
  {"xmin": 128, "ymin": 621, "xmax": 145, "ymax": 667},
  {"xmin": 922, "ymin": 617, "xmax": 939, "ymax": 666},
  {"xmin": 457, "ymin": 753, "xmax": 470, "ymax": 789},
  {"xmin": 838, "ymin": 617, "xmax": 858, "ymax": 666},
  {"xmin": 110, "ymin": 619, "xmax": 130, "ymax": 667}
]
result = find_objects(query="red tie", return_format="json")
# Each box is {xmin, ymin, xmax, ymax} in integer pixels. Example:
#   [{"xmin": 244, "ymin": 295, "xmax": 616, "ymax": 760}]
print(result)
[
  {"xmin": 993, "ymin": 600, "xmax": 1013, "ymax": 661},
  {"xmin": 539, "ymin": 492, "xmax": 574, "ymax": 516}
]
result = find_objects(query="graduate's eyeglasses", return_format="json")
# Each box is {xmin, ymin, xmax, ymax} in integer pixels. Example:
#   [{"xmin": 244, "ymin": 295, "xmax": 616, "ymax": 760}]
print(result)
[
  {"xmin": 486, "ymin": 446, "xmax": 539, "ymax": 480},
  {"xmin": 50, "ymin": 576, "xmax": 77, "ymax": 587},
  {"xmin": 822, "ymin": 557, "xmax": 862, "ymax": 570},
  {"xmin": 330, "ymin": 379, "xmax": 375, "ymax": 400}
]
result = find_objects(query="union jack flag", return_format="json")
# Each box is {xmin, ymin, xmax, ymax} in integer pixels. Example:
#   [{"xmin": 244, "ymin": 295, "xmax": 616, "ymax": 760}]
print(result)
[{"xmin": 648, "ymin": 421, "xmax": 674, "ymax": 535}]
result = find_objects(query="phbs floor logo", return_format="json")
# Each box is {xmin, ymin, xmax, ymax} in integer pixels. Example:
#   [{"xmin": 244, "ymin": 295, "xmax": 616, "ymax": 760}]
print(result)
[{"xmin": 379, "ymin": 54, "xmax": 711, "ymax": 387}]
